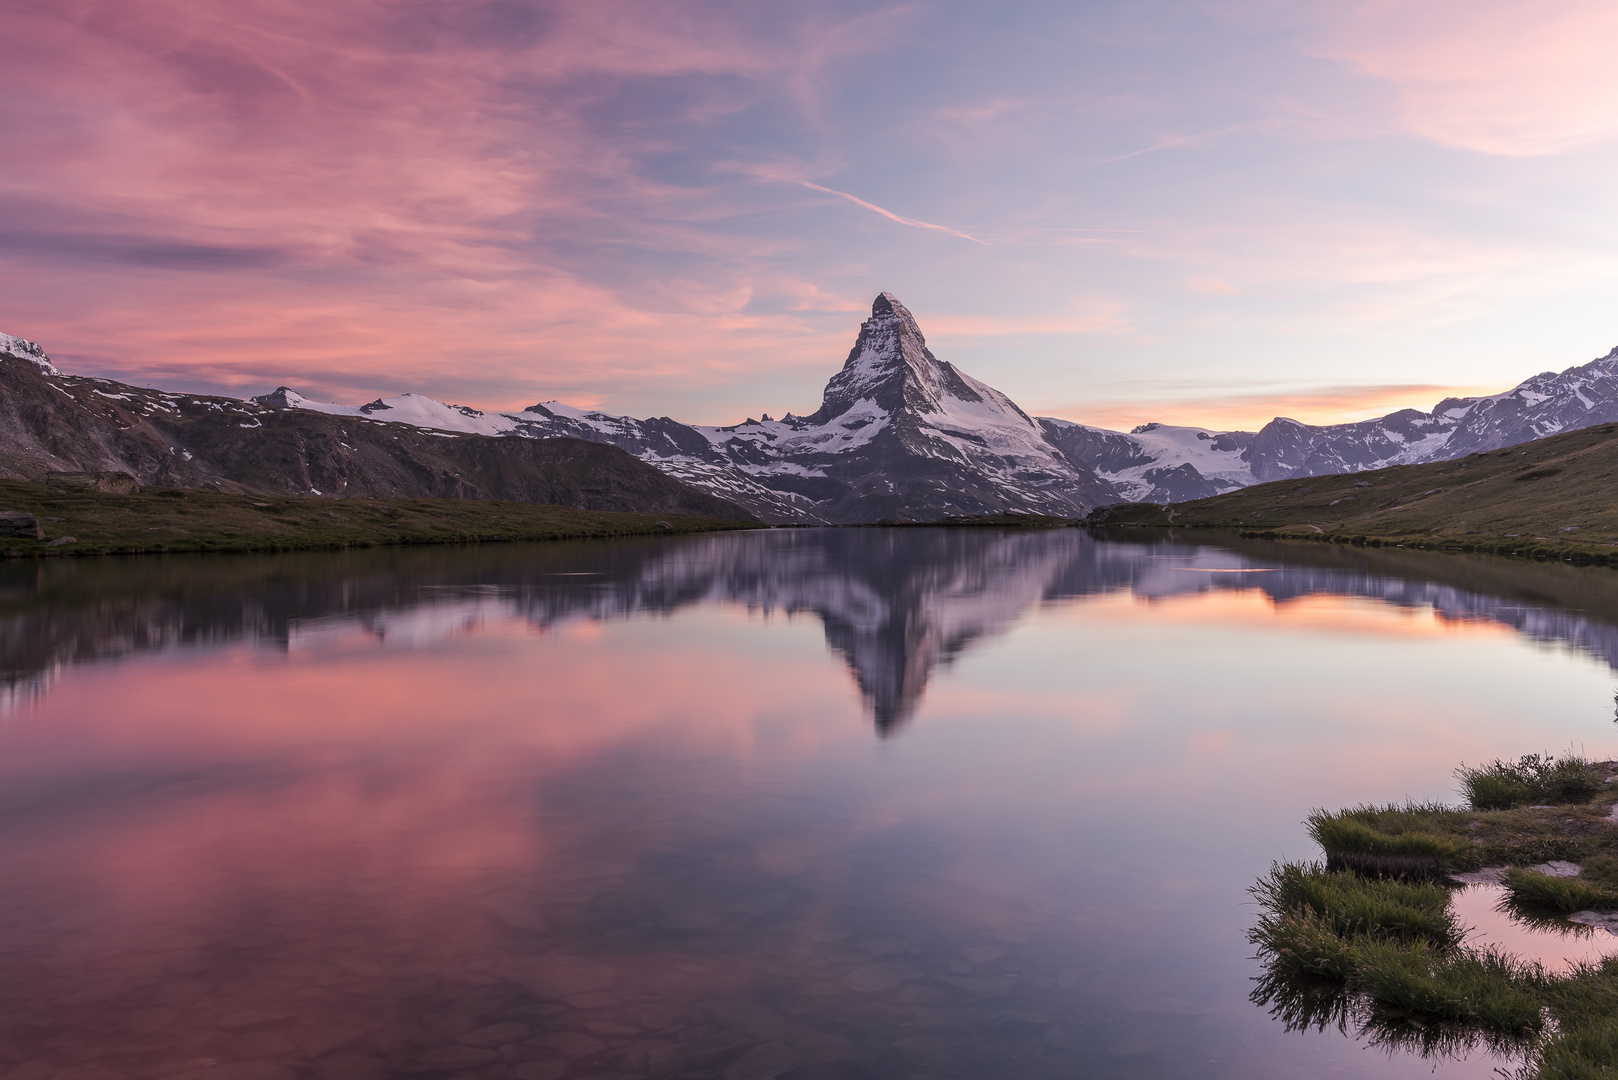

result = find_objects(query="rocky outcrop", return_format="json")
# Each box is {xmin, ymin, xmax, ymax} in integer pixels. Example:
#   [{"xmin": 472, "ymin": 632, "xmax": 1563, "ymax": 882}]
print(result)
[
  {"xmin": 0, "ymin": 512, "xmax": 40, "ymax": 539},
  {"xmin": 0, "ymin": 341, "xmax": 752, "ymax": 520}
]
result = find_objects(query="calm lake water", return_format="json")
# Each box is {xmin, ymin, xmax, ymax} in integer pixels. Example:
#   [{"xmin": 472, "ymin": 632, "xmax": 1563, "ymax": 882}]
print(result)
[{"xmin": 5, "ymin": 527, "xmax": 1618, "ymax": 1080}]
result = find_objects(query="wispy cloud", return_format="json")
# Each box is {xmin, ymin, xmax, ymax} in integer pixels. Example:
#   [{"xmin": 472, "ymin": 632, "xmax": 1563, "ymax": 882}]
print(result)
[{"xmin": 786, "ymin": 180, "xmax": 990, "ymax": 245}]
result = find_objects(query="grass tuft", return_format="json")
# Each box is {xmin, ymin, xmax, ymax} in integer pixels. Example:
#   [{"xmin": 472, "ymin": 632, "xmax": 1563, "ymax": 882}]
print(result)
[
  {"xmin": 1251, "ymin": 862, "xmax": 1460, "ymax": 947},
  {"xmin": 1456, "ymin": 753, "xmax": 1599, "ymax": 810},
  {"xmin": 1307, "ymin": 804, "xmax": 1471, "ymax": 875},
  {"xmin": 1502, "ymin": 869, "xmax": 1618, "ymax": 915},
  {"xmin": 1350, "ymin": 939, "xmax": 1546, "ymax": 1035}
]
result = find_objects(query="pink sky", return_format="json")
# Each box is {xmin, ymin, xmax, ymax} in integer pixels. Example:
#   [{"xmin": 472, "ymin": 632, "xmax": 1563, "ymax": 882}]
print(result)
[{"xmin": 3, "ymin": 0, "xmax": 1617, "ymax": 431}]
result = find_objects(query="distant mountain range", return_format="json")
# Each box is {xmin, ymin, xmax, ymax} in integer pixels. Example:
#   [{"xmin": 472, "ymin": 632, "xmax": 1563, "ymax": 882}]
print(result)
[{"xmin": 4, "ymin": 299, "xmax": 1617, "ymax": 521}]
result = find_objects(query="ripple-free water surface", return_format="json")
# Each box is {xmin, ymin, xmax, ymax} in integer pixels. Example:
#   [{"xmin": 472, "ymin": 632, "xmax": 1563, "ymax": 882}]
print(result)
[{"xmin": 5, "ymin": 528, "xmax": 1618, "ymax": 1080}]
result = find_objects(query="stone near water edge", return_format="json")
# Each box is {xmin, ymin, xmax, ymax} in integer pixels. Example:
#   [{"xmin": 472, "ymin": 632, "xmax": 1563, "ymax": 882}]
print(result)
[
  {"xmin": 723, "ymin": 1042, "xmax": 801, "ymax": 1080},
  {"xmin": 1533, "ymin": 860, "xmax": 1583, "ymax": 877},
  {"xmin": 0, "ymin": 513, "xmax": 41, "ymax": 540},
  {"xmin": 1568, "ymin": 911, "xmax": 1618, "ymax": 934}
]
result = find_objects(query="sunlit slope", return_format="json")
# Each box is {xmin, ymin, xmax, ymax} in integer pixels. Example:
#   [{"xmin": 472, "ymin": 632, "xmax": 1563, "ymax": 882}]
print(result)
[{"xmin": 1089, "ymin": 422, "xmax": 1618, "ymax": 558}]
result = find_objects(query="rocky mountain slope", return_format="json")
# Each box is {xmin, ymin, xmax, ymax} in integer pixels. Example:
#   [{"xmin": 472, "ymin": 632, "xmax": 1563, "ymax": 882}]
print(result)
[
  {"xmin": 1088, "ymin": 419, "xmax": 1618, "ymax": 560},
  {"xmin": 1058, "ymin": 346, "xmax": 1618, "ymax": 496},
  {"xmin": 8, "ymin": 302, "xmax": 1618, "ymax": 518},
  {"xmin": 0, "ymin": 338, "xmax": 751, "ymax": 520},
  {"xmin": 256, "ymin": 294, "xmax": 1120, "ymax": 523}
]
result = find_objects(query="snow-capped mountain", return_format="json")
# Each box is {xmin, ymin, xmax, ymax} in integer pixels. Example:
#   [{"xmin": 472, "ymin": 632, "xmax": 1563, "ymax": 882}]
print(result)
[
  {"xmin": 1047, "ymin": 346, "xmax": 1618, "ymax": 497},
  {"xmin": 10, "ymin": 299, "xmax": 1618, "ymax": 514},
  {"xmin": 1037, "ymin": 419, "xmax": 1255, "ymax": 501},
  {"xmin": 259, "ymin": 293, "xmax": 1121, "ymax": 523}
]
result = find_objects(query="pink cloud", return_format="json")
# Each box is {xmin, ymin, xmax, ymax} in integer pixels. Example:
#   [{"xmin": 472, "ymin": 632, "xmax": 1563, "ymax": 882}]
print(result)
[
  {"xmin": 1055, "ymin": 381, "xmax": 1504, "ymax": 432},
  {"xmin": 0, "ymin": 1, "xmax": 911, "ymax": 412},
  {"xmin": 1310, "ymin": 0, "xmax": 1618, "ymax": 155}
]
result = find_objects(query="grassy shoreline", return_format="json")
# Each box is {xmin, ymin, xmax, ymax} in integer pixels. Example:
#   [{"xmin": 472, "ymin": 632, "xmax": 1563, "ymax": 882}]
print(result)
[
  {"xmin": 0, "ymin": 479, "xmax": 756, "ymax": 558},
  {"xmin": 1254, "ymin": 753, "xmax": 1618, "ymax": 1077}
]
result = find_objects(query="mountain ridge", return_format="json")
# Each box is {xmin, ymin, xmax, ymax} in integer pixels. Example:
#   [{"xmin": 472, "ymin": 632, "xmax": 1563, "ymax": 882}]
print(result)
[{"xmin": 7, "ymin": 303, "xmax": 1618, "ymax": 520}]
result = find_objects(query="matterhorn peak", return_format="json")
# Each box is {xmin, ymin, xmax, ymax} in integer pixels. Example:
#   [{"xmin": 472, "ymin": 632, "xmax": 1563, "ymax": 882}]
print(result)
[
  {"xmin": 811, "ymin": 292, "xmax": 950, "ymax": 421},
  {"xmin": 870, "ymin": 291, "xmax": 924, "ymax": 342}
]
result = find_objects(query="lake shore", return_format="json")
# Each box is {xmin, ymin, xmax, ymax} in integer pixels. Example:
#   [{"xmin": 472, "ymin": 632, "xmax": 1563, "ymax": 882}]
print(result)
[{"xmin": 0, "ymin": 479, "xmax": 757, "ymax": 558}]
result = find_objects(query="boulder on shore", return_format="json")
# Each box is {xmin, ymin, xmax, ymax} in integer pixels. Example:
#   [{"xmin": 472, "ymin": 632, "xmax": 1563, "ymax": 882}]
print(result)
[{"xmin": 0, "ymin": 511, "xmax": 41, "ymax": 539}]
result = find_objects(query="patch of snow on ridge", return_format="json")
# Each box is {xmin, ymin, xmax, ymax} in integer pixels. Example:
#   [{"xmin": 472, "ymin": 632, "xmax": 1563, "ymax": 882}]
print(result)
[
  {"xmin": 1116, "ymin": 423, "xmax": 1252, "ymax": 490},
  {"xmin": 261, "ymin": 389, "xmax": 525, "ymax": 436},
  {"xmin": 0, "ymin": 333, "xmax": 62, "ymax": 376}
]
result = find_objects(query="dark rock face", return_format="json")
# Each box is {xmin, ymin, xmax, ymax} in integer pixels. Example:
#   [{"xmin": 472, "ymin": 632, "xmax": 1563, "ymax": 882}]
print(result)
[
  {"xmin": 0, "ymin": 512, "xmax": 41, "ymax": 539},
  {"xmin": 1136, "ymin": 463, "xmax": 1225, "ymax": 503},
  {"xmin": 0, "ymin": 347, "xmax": 752, "ymax": 521},
  {"xmin": 1244, "ymin": 409, "xmax": 1461, "ymax": 482},
  {"xmin": 1037, "ymin": 420, "xmax": 1155, "ymax": 475}
]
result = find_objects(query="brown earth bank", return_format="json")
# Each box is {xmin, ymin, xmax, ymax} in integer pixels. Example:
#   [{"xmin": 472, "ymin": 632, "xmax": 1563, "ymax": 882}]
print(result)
[
  {"xmin": 0, "ymin": 479, "xmax": 755, "ymax": 559},
  {"xmin": 1087, "ymin": 421, "xmax": 1618, "ymax": 563}
]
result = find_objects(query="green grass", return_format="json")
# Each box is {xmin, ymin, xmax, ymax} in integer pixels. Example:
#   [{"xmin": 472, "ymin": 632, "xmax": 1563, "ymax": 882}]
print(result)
[
  {"xmin": 1457, "ymin": 753, "xmax": 1601, "ymax": 810},
  {"xmin": 0, "ymin": 478, "xmax": 754, "ymax": 558},
  {"xmin": 1248, "ymin": 865, "xmax": 1538, "ymax": 1037},
  {"xmin": 1251, "ymin": 756, "xmax": 1618, "ymax": 1077},
  {"xmin": 1350, "ymin": 939, "xmax": 1546, "ymax": 1035},
  {"xmin": 1252, "ymin": 861, "xmax": 1460, "ymax": 945},
  {"xmin": 1502, "ymin": 869, "xmax": 1618, "ymax": 914},
  {"xmin": 1308, "ymin": 804, "xmax": 1472, "ymax": 875}
]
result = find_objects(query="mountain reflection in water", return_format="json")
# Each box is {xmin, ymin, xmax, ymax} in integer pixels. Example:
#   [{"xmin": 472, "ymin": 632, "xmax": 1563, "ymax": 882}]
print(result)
[
  {"xmin": 5, "ymin": 528, "xmax": 1618, "ymax": 1080},
  {"xmin": 6, "ymin": 528, "xmax": 1618, "ymax": 731}
]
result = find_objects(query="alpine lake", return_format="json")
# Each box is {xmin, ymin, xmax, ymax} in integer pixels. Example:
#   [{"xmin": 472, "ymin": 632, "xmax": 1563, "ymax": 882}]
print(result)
[{"xmin": 7, "ymin": 525, "xmax": 1618, "ymax": 1080}]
